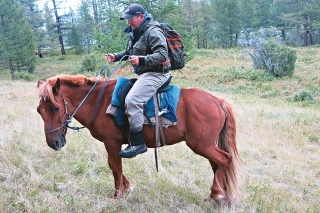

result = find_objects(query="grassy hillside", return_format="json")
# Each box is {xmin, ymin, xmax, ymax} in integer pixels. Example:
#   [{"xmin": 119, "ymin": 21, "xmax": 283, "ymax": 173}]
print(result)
[{"xmin": 0, "ymin": 48, "xmax": 319, "ymax": 212}]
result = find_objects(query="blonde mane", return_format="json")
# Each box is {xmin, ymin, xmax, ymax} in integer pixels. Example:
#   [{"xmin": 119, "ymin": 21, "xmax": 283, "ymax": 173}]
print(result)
[{"xmin": 37, "ymin": 74, "xmax": 101, "ymax": 105}]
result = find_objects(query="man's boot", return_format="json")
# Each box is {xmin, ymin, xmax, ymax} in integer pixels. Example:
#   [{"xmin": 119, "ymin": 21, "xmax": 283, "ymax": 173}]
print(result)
[{"xmin": 119, "ymin": 131, "xmax": 147, "ymax": 158}]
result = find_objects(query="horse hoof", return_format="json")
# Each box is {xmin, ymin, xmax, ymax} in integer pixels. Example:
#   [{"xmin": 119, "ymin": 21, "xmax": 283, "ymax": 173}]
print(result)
[
  {"xmin": 204, "ymin": 196, "xmax": 213, "ymax": 202},
  {"xmin": 204, "ymin": 195, "xmax": 230, "ymax": 206},
  {"xmin": 125, "ymin": 186, "xmax": 133, "ymax": 194},
  {"xmin": 216, "ymin": 196, "xmax": 231, "ymax": 207},
  {"xmin": 108, "ymin": 198, "xmax": 119, "ymax": 203}
]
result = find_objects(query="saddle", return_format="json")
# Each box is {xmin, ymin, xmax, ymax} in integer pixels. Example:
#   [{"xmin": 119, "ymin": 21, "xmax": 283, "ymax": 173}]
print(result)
[{"xmin": 106, "ymin": 76, "xmax": 180, "ymax": 128}]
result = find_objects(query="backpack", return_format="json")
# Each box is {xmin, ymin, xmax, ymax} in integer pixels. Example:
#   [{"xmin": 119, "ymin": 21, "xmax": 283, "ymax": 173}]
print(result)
[{"xmin": 147, "ymin": 23, "xmax": 185, "ymax": 70}]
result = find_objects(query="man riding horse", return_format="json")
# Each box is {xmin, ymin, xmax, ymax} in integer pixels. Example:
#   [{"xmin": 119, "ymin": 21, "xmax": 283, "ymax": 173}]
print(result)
[{"xmin": 105, "ymin": 4, "xmax": 171, "ymax": 158}]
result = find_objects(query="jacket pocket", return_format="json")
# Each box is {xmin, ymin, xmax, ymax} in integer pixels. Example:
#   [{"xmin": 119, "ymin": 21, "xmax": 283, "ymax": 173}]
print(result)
[{"xmin": 132, "ymin": 40, "xmax": 147, "ymax": 56}]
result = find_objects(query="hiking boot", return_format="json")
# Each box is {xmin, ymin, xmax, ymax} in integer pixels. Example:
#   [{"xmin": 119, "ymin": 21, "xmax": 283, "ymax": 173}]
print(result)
[
  {"xmin": 119, "ymin": 130, "xmax": 148, "ymax": 158},
  {"xmin": 119, "ymin": 143, "xmax": 147, "ymax": 158}
]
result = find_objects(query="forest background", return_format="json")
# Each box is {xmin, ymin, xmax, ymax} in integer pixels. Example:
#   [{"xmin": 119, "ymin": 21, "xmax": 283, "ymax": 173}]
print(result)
[{"xmin": 1, "ymin": 0, "xmax": 320, "ymax": 79}]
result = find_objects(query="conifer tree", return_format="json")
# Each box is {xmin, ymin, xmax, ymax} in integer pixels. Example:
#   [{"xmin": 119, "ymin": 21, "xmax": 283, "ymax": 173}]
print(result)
[
  {"xmin": 68, "ymin": 25, "xmax": 84, "ymax": 54},
  {"xmin": 0, "ymin": 0, "xmax": 36, "ymax": 80},
  {"xmin": 42, "ymin": 3, "xmax": 60, "ymax": 52},
  {"xmin": 212, "ymin": 0, "xmax": 240, "ymax": 47},
  {"xmin": 78, "ymin": 0, "xmax": 95, "ymax": 54},
  {"xmin": 51, "ymin": 0, "xmax": 66, "ymax": 55},
  {"xmin": 19, "ymin": 0, "xmax": 45, "ymax": 57}
]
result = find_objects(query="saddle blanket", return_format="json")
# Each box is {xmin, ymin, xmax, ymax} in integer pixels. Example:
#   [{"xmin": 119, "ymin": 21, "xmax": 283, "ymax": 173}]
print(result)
[{"xmin": 106, "ymin": 76, "xmax": 181, "ymax": 127}]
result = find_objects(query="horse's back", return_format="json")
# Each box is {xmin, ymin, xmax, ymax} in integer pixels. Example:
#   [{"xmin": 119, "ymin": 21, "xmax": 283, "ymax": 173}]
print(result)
[
  {"xmin": 178, "ymin": 87, "xmax": 225, "ymax": 119},
  {"xmin": 150, "ymin": 87, "xmax": 226, "ymax": 146}
]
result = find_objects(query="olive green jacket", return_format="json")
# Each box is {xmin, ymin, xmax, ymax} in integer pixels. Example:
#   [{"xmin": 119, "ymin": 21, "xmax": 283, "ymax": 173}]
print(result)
[{"xmin": 114, "ymin": 17, "xmax": 171, "ymax": 75}]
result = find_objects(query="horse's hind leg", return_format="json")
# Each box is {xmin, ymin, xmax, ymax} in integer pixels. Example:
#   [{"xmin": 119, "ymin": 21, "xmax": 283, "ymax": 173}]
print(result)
[
  {"xmin": 208, "ymin": 160, "xmax": 230, "ymax": 205},
  {"xmin": 210, "ymin": 148, "xmax": 232, "ymax": 205},
  {"xmin": 193, "ymin": 145, "xmax": 231, "ymax": 205}
]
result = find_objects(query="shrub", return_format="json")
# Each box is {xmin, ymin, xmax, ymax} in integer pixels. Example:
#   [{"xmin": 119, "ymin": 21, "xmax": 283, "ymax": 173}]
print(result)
[
  {"xmin": 248, "ymin": 40, "xmax": 297, "ymax": 78},
  {"xmin": 264, "ymin": 42, "xmax": 297, "ymax": 77},
  {"xmin": 15, "ymin": 72, "xmax": 34, "ymax": 81},
  {"xmin": 80, "ymin": 54, "xmax": 97, "ymax": 72},
  {"xmin": 293, "ymin": 89, "xmax": 314, "ymax": 102},
  {"xmin": 239, "ymin": 28, "xmax": 297, "ymax": 78},
  {"xmin": 243, "ymin": 69, "xmax": 274, "ymax": 81}
]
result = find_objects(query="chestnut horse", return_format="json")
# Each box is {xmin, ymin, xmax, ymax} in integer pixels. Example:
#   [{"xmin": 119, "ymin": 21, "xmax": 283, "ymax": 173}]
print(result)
[{"xmin": 36, "ymin": 74, "xmax": 240, "ymax": 205}]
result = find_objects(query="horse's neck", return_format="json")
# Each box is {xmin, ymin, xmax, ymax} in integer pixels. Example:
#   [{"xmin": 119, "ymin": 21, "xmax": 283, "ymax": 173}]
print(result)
[
  {"xmin": 63, "ymin": 85, "xmax": 94, "ymax": 125},
  {"xmin": 63, "ymin": 81, "xmax": 114, "ymax": 127}
]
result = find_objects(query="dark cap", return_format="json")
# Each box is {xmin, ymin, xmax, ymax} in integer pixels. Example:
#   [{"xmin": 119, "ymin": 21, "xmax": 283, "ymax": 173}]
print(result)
[{"xmin": 120, "ymin": 4, "xmax": 145, "ymax": 20}]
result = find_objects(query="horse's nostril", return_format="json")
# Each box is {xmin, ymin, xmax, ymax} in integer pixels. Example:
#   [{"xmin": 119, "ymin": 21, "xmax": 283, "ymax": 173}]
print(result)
[
  {"xmin": 54, "ymin": 140, "xmax": 60, "ymax": 149},
  {"xmin": 60, "ymin": 134, "xmax": 66, "ymax": 147},
  {"xmin": 48, "ymin": 140, "xmax": 59, "ymax": 150}
]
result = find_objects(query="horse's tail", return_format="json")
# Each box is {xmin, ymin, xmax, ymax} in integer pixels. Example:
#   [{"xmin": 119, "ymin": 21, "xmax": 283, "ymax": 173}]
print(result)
[{"xmin": 218, "ymin": 100, "xmax": 241, "ymax": 202}]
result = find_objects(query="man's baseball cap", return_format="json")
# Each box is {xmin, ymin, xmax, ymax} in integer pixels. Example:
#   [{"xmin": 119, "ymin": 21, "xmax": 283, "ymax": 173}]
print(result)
[{"xmin": 120, "ymin": 4, "xmax": 145, "ymax": 20}]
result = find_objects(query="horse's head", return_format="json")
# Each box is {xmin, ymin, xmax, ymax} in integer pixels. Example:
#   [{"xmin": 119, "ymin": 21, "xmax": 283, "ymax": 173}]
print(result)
[{"xmin": 37, "ymin": 78, "xmax": 68, "ymax": 150}]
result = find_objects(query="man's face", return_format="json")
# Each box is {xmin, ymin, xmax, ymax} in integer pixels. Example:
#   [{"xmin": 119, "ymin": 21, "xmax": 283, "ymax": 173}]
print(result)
[{"xmin": 127, "ymin": 14, "xmax": 144, "ymax": 30}]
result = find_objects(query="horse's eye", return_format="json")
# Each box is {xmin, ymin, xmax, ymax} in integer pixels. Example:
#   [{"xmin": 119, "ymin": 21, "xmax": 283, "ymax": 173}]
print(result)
[{"xmin": 52, "ymin": 106, "xmax": 59, "ymax": 112}]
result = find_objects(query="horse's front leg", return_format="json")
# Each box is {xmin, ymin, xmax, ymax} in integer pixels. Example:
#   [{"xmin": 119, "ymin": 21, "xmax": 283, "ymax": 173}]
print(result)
[{"xmin": 104, "ymin": 142, "xmax": 131, "ymax": 198}]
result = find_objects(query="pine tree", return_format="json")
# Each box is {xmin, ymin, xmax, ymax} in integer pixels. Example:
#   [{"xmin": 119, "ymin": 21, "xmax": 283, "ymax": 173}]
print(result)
[
  {"xmin": 42, "ymin": 3, "xmax": 60, "ymax": 53},
  {"xmin": 238, "ymin": 0, "xmax": 256, "ymax": 29},
  {"xmin": 68, "ymin": 25, "xmax": 84, "ymax": 54},
  {"xmin": 19, "ymin": 0, "xmax": 45, "ymax": 57},
  {"xmin": 212, "ymin": 0, "xmax": 240, "ymax": 47},
  {"xmin": 51, "ymin": 0, "xmax": 66, "ymax": 55},
  {"xmin": 77, "ymin": 0, "xmax": 95, "ymax": 54},
  {"xmin": 0, "ymin": 0, "xmax": 36, "ymax": 80},
  {"xmin": 93, "ymin": 1, "xmax": 131, "ymax": 54},
  {"xmin": 252, "ymin": 0, "xmax": 273, "ymax": 28}
]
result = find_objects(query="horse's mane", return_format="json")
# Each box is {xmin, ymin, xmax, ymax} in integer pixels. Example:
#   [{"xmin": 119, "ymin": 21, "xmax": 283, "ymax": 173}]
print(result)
[{"xmin": 38, "ymin": 74, "xmax": 104, "ymax": 105}]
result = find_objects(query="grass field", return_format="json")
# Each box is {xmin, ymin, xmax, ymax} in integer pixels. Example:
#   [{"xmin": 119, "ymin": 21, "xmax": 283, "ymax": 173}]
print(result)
[{"xmin": 0, "ymin": 47, "xmax": 319, "ymax": 212}]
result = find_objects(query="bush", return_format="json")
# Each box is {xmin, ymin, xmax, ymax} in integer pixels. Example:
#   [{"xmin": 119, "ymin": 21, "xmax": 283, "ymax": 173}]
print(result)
[
  {"xmin": 264, "ymin": 42, "xmax": 297, "ymax": 77},
  {"xmin": 80, "ymin": 54, "xmax": 97, "ymax": 72},
  {"xmin": 239, "ymin": 28, "xmax": 297, "ymax": 78},
  {"xmin": 248, "ymin": 40, "xmax": 297, "ymax": 78},
  {"xmin": 293, "ymin": 90, "xmax": 314, "ymax": 102},
  {"xmin": 15, "ymin": 72, "xmax": 34, "ymax": 81}
]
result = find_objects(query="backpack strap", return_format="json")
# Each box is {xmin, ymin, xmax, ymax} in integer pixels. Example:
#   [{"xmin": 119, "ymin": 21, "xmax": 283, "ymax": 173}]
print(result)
[
  {"xmin": 144, "ymin": 25, "xmax": 164, "ymax": 55},
  {"xmin": 145, "ymin": 25, "xmax": 161, "ymax": 37},
  {"xmin": 144, "ymin": 25, "xmax": 171, "ymax": 69}
]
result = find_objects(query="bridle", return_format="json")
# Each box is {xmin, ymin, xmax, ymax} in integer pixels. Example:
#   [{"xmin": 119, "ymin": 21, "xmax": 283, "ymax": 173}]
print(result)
[
  {"xmin": 44, "ymin": 55, "xmax": 129, "ymax": 135},
  {"xmin": 45, "ymin": 90, "xmax": 77, "ymax": 134}
]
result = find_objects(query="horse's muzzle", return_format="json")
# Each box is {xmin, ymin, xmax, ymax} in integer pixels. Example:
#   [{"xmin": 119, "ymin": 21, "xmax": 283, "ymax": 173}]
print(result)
[{"xmin": 49, "ymin": 133, "xmax": 66, "ymax": 151}]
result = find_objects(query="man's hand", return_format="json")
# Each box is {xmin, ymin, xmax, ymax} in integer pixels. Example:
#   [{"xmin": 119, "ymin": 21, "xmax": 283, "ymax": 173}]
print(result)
[
  {"xmin": 105, "ymin": 53, "xmax": 115, "ymax": 63},
  {"xmin": 129, "ymin": 55, "xmax": 139, "ymax": 66}
]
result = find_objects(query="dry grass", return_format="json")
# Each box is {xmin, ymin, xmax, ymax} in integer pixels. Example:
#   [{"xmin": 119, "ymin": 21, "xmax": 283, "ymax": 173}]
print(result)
[{"xmin": 0, "ymin": 47, "xmax": 319, "ymax": 212}]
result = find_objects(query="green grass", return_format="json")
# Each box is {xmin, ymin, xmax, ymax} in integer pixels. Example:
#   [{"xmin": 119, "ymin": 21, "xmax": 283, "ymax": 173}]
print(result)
[{"xmin": 0, "ymin": 47, "xmax": 320, "ymax": 212}]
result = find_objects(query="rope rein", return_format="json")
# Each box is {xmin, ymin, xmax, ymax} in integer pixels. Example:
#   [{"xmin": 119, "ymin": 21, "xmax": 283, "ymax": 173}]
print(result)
[{"xmin": 65, "ymin": 55, "xmax": 130, "ymax": 131}]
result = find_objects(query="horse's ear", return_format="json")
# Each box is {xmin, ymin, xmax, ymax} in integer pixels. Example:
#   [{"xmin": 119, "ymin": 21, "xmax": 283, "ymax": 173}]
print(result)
[
  {"xmin": 37, "ymin": 80, "xmax": 43, "ymax": 88},
  {"xmin": 52, "ymin": 78, "xmax": 61, "ymax": 94}
]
